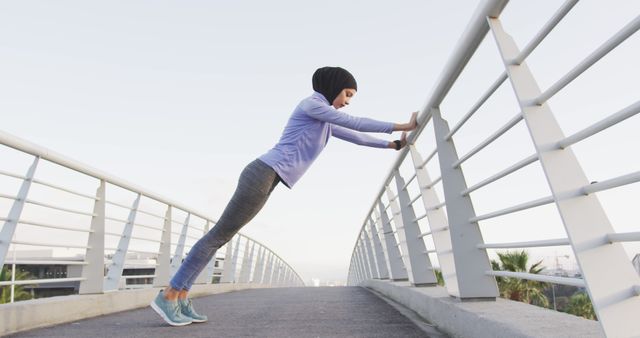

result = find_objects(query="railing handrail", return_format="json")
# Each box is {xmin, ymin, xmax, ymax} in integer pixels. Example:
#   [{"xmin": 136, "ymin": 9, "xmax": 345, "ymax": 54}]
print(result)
[
  {"xmin": 0, "ymin": 129, "xmax": 214, "ymax": 222},
  {"xmin": 0, "ymin": 129, "xmax": 304, "ymax": 281},
  {"xmin": 352, "ymin": 0, "xmax": 509, "ymax": 254},
  {"xmin": 348, "ymin": 1, "xmax": 640, "ymax": 336},
  {"xmin": 0, "ymin": 128, "xmax": 305, "ymax": 292}
]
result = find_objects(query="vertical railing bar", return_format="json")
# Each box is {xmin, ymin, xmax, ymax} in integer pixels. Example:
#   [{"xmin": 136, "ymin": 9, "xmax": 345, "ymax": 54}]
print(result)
[
  {"xmin": 153, "ymin": 205, "xmax": 172, "ymax": 287},
  {"xmin": 104, "ymin": 193, "xmax": 141, "ymax": 291},
  {"xmin": 432, "ymin": 107, "xmax": 498, "ymax": 299},
  {"xmin": 0, "ymin": 157, "xmax": 39, "ymax": 273},
  {"xmin": 79, "ymin": 179, "xmax": 105, "ymax": 294}
]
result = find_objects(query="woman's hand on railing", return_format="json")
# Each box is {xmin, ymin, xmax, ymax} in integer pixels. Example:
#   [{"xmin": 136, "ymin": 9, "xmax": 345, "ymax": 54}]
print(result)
[
  {"xmin": 388, "ymin": 131, "xmax": 408, "ymax": 151},
  {"xmin": 393, "ymin": 111, "xmax": 418, "ymax": 132}
]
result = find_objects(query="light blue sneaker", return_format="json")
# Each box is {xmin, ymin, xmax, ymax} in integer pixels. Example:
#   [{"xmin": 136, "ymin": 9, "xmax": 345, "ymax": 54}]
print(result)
[
  {"xmin": 150, "ymin": 290, "xmax": 193, "ymax": 326},
  {"xmin": 179, "ymin": 298, "xmax": 208, "ymax": 323}
]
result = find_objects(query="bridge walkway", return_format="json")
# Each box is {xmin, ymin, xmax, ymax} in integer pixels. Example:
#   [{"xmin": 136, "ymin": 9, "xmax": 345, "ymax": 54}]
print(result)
[{"xmin": 8, "ymin": 286, "xmax": 446, "ymax": 338}]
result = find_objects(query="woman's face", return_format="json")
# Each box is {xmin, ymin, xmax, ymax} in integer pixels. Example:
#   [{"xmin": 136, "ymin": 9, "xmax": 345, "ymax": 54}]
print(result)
[{"xmin": 332, "ymin": 88, "xmax": 357, "ymax": 109}]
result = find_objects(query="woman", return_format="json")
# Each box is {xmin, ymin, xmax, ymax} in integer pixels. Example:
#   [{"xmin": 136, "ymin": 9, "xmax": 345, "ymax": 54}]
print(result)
[{"xmin": 150, "ymin": 66, "xmax": 418, "ymax": 326}]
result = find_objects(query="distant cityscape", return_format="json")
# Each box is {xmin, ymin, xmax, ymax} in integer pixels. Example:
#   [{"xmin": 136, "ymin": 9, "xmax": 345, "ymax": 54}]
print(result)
[
  {"xmin": 310, "ymin": 278, "xmax": 347, "ymax": 287},
  {"xmin": 2, "ymin": 249, "xmax": 639, "ymax": 302},
  {"xmin": 1, "ymin": 249, "xmax": 222, "ymax": 300}
]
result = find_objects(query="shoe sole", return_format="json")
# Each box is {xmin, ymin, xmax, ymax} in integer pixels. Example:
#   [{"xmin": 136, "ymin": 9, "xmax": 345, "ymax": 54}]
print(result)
[{"xmin": 150, "ymin": 300, "xmax": 193, "ymax": 326}]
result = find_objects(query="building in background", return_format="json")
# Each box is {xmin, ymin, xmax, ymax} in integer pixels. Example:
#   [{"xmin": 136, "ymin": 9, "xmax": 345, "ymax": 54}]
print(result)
[{"xmin": 2, "ymin": 249, "xmax": 223, "ymax": 301}]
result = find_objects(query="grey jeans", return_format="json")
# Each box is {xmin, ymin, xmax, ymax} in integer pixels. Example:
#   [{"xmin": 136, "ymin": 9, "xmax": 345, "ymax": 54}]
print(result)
[{"xmin": 169, "ymin": 158, "xmax": 280, "ymax": 291}]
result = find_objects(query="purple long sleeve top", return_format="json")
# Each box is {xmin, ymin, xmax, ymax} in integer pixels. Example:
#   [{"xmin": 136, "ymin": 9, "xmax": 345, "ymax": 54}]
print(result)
[{"xmin": 259, "ymin": 91, "xmax": 395, "ymax": 189}]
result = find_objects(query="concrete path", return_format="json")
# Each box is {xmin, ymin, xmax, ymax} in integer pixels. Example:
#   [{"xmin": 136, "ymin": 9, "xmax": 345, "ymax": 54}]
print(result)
[{"xmin": 8, "ymin": 286, "xmax": 446, "ymax": 337}]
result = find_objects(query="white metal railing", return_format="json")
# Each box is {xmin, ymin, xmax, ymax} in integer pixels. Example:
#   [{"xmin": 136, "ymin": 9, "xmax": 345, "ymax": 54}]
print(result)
[
  {"xmin": 0, "ymin": 130, "xmax": 304, "ymax": 301},
  {"xmin": 347, "ymin": 0, "xmax": 639, "ymax": 337}
]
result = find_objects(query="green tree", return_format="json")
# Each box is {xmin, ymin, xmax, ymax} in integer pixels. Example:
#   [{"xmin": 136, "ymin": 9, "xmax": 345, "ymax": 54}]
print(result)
[
  {"xmin": 0, "ymin": 266, "xmax": 35, "ymax": 304},
  {"xmin": 566, "ymin": 292, "xmax": 596, "ymax": 320},
  {"xmin": 491, "ymin": 250, "xmax": 549, "ymax": 308},
  {"xmin": 434, "ymin": 269, "xmax": 444, "ymax": 286}
]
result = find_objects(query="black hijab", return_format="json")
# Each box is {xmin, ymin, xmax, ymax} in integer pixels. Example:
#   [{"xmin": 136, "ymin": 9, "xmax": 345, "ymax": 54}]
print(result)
[{"xmin": 312, "ymin": 66, "xmax": 358, "ymax": 104}]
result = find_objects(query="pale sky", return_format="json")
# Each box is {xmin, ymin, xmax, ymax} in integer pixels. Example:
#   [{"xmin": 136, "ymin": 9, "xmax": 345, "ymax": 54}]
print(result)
[{"xmin": 1, "ymin": 1, "xmax": 639, "ymax": 284}]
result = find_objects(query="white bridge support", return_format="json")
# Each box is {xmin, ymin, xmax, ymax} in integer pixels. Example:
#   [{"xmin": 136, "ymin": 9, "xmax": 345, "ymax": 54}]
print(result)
[
  {"xmin": 367, "ymin": 216, "xmax": 389, "ymax": 279},
  {"xmin": 0, "ymin": 157, "xmax": 38, "ymax": 271},
  {"xmin": 80, "ymin": 180, "xmax": 106, "ymax": 294},
  {"xmin": 361, "ymin": 230, "xmax": 379, "ymax": 279},
  {"xmin": 375, "ymin": 201, "xmax": 407, "ymax": 281},
  {"xmin": 104, "ymin": 194, "xmax": 141, "ymax": 291},
  {"xmin": 0, "ymin": 130, "xmax": 303, "ymax": 303},
  {"xmin": 170, "ymin": 213, "xmax": 190, "ymax": 278},
  {"xmin": 432, "ymin": 109, "xmax": 498, "ymax": 298},
  {"xmin": 152, "ymin": 206, "xmax": 173, "ymax": 288},
  {"xmin": 489, "ymin": 17, "xmax": 640, "ymax": 336},
  {"xmin": 195, "ymin": 221, "xmax": 215, "ymax": 285},
  {"xmin": 348, "ymin": 0, "xmax": 640, "ymax": 336},
  {"xmin": 388, "ymin": 174, "xmax": 437, "ymax": 286},
  {"xmin": 408, "ymin": 145, "xmax": 459, "ymax": 296}
]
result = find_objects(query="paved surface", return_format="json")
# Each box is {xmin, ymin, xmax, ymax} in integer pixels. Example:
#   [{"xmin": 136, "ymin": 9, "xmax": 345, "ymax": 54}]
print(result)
[{"xmin": 8, "ymin": 287, "xmax": 447, "ymax": 337}]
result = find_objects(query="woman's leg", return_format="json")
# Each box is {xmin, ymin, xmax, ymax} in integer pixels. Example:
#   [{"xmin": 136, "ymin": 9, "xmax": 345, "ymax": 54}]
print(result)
[{"xmin": 167, "ymin": 159, "xmax": 280, "ymax": 295}]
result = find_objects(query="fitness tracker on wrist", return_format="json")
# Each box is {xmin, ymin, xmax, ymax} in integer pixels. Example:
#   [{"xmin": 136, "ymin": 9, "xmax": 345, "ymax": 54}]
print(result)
[{"xmin": 393, "ymin": 140, "xmax": 402, "ymax": 151}]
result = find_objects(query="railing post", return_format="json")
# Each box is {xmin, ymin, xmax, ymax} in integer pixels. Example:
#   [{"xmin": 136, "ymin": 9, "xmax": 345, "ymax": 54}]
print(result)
[
  {"xmin": 170, "ymin": 213, "xmax": 190, "ymax": 276},
  {"xmin": 278, "ymin": 262, "xmax": 286, "ymax": 286},
  {"xmin": 349, "ymin": 252, "xmax": 358, "ymax": 285},
  {"xmin": 79, "ymin": 179, "xmax": 105, "ymax": 294},
  {"xmin": 283, "ymin": 265, "xmax": 290, "ymax": 286},
  {"xmin": 350, "ymin": 255, "xmax": 359, "ymax": 284},
  {"xmin": 432, "ymin": 107, "xmax": 498, "ymax": 299},
  {"xmin": 367, "ymin": 216, "xmax": 389, "ymax": 279},
  {"xmin": 387, "ymin": 175, "xmax": 437, "ymax": 286},
  {"xmin": 0, "ymin": 156, "xmax": 38, "ymax": 270},
  {"xmin": 357, "ymin": 255, "xmax": 364, "ymax": 283},
  {"xmin": 283, "ymin": 268, "xmax": 290, "ymax": 286},
  {"xmin": 194, "ymin": 220, "xmax": 215, "ymax": 285},
  {"xmin": 239, "ymin": 240, "xmax": 254, "ymax": 283},
  {"xmin": 153, "ymin": 205, "xmax": 172, "ymax": 287},
  {"xmin": 375, "ymin": 203, "xmax": 408, "ymax": 281},
  {"xmin": 356, "ymin": 241, "xmax": 371, "ymax": 279},
  {"xmin": 356, "ymin": 253, "xmax": 366, "ymax": 283},
  {"xmin": 221, "ymin": 235, "xmax": 241, "ymax": 283},
  {"xmin": 361, "ymin": 231, "xmax": 380, "ymax": 279},
  {"xmin": 263, "ymin": 252, "xmax": 274, "ymax": 285},
  {"xmin": 252, "ymin": 246, "xmax": 265, "ymax": 284},
  {"xmin": 104, "ymin": 194, "xmax": 141, "ymax": 291},
  {"xmin": 220, "ymin": 235, "xmax": 237, "ymax": 283},
  {"xmin": 278, "ymin": 259, "xmax": 285, "ymax": 286},
  {"xmin": 409, "ymin": 144, "xmax": 459, "ymax": 295},
  {"xmin": 489, "ymin": 17, "xmax": 640, "ymax": 335},
  {"xmin": 230, "ymin": 236, "xmax": 242, "ymax": 283},
  {"xmin": 287, "ymin": 269, "xmax": 294, "ymax": 286},
  {"xmin": 272, "ymin": 260, "xmax": 280, "ymax": 285},
  {"xmin": 351, "ymin": 254, "xmax": 361, "ymax": 284}
]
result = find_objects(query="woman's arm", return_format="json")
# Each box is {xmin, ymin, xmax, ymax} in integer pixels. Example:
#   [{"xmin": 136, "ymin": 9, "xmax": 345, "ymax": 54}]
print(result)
[
  {"xmin": 332, "ymin": 126, "xmax": 410, "ymax": 151},
  {"xmin": 304, "ymin": 99, "xmax": 418, "ymax": 134}
]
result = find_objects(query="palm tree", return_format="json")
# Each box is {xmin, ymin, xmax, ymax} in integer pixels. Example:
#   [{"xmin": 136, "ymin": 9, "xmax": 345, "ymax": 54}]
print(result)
[
  {"xmin": 0, "ymin": 266, "xmax": 35, "ymax": 304},
  {"xmin": 491, "ymin": 250, "xmax": 549, "ymax": 308},
  {"xmin": 566, "ymin": 292, "xmax": 596, "ymax": 320},
  {"xmin": 434, "ymin": 269, "xmax": 444, "ymax": 286}
]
